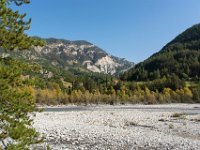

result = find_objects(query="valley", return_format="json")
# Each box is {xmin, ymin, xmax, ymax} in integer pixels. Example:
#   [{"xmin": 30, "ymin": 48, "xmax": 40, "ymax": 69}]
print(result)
[{"xmin": 1, "ymin": 1, "xmax": 200, "ymax": 150}]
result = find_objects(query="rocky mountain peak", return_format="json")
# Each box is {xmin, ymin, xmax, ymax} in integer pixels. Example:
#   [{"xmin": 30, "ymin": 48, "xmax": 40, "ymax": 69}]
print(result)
[{"xmin": 0, "ymin": 38, "xmax": 134, "ymax": 75}]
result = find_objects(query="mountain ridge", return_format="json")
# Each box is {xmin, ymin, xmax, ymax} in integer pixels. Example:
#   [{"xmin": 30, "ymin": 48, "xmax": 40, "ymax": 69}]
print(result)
[
  {"xmin": 122, "ymin": 23, "xmax": 200, "ymax": 81},
  {"xmin": 0, "ymin": 38, "xmax": 134, "ymax": 75}
]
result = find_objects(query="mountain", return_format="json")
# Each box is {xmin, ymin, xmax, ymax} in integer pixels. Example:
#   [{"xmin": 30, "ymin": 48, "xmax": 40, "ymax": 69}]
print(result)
[
  {"xmin": 1, "ymin": 38, "xmax": 133, "ymax": 75},
  {"xmin": 122, "ymin": 23, "xmax": 200, "ymax": 81}
]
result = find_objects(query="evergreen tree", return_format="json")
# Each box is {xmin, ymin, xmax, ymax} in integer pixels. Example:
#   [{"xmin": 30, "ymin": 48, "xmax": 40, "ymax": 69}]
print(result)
[
  {"xmin": 0, "ymin": 0, "xmax": 45, "ymax": 149},
  {"xmin": 0, "ymin": 58, "xmax": 42, "ymax": 150},
  {"xmin": 0, "ymin": 0, "xmax": 44, "ymax": 51}
]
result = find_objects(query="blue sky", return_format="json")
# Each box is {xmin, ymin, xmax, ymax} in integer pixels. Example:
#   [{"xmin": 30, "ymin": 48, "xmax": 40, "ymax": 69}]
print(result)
[{"xmin": 14, "ymin": 0, "xmax": 200, "ymax": 63}]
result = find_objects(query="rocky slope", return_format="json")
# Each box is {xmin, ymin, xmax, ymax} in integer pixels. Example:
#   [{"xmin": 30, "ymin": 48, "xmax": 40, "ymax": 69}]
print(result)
[{"xmin": 1, "ymin": 38, "xmax": 133, "ymax": 75}]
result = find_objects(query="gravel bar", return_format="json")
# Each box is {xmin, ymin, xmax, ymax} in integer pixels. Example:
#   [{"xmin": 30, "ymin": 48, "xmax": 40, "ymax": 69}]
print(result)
[{"xmin": 33, "ymin": 104, "xmax": 200, "ymax": 150}]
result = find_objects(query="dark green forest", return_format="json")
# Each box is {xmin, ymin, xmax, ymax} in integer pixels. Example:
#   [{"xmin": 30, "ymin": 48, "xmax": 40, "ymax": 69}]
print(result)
[{"xmin": 121, "ymin": 24, "xmax": 200, "ymax": 81}]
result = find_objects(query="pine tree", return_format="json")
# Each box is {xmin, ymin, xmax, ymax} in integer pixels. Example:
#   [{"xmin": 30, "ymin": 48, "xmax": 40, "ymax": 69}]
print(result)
[
  {"xmin": 0, "ymin": 0, "xmax": 45, "ymax": 51},
  {"xmin": 0, "ymin": 59, "xmax": 43, "ymax": 149},
  {"xmin": 0, "ymin": 0, "xmax": 45, "ymax": 149}
]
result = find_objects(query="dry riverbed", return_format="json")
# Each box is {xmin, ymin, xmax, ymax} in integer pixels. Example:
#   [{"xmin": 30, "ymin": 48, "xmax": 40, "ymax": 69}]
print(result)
[{"xmin": 33, "ymin": 104, "xmax": 200, "ymax": 150}]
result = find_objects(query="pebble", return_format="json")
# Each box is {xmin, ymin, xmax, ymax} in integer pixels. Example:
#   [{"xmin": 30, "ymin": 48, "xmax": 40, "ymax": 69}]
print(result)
[{"xmin": 33, "ymin": 104, "xmax": 200, "ymax": 150}]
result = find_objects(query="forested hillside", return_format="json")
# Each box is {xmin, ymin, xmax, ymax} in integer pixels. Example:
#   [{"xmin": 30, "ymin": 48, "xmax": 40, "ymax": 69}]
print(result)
[
  {"xmin": 1, "ymin": 24, "xmax": 200, "ymax": 106},
  {"xmin": 121, "ymin": 24, "xmax": 200, "ymax": 81}
]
